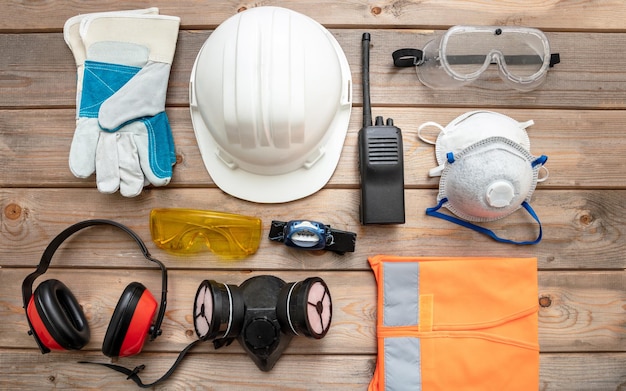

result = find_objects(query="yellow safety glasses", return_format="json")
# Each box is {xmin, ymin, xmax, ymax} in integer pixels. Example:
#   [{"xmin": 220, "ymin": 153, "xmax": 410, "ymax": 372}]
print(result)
[{"xmin": 149, "ymin": 208, "xmax": 262, "ymax": 259}]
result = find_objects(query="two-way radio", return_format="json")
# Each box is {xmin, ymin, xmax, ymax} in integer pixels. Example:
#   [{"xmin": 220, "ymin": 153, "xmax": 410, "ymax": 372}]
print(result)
[{"xmin": 358, "ymin": 33, "xmax": 405, "ymax": 224}]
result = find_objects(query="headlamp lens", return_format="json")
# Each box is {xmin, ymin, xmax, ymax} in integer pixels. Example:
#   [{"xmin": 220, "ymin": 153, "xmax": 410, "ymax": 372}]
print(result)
[
  {"xmin": 150, "ymin": 208, "xmax": 262, "ymax": 258},
  {"xmin": 284, "ymin": 220, "xmax": 327, "ymax": 250}
]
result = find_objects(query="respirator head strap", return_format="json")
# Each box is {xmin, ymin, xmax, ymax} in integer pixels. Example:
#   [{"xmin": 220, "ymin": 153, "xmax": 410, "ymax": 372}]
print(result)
[{"xmin": 426, "ymin": 198, "xmax": 543, "ymax": 245}]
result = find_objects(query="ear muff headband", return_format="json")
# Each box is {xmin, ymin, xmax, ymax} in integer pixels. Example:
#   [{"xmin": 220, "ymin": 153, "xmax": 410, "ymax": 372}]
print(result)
[{"xmin": 21, "ymin": 219, "xmax": 168, "ymax": 353}]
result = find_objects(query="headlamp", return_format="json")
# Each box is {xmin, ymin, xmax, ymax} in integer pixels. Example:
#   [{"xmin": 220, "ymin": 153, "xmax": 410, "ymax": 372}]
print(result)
[{"xmin": 269, "ymin": 220, "xmax": 356, "ymax": 254}]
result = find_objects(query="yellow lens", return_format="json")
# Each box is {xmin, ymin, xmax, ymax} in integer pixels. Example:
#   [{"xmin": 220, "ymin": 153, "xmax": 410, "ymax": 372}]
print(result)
[{"xmin": 149, "ymin": 208, "xmax": 262, "ymax": 259}]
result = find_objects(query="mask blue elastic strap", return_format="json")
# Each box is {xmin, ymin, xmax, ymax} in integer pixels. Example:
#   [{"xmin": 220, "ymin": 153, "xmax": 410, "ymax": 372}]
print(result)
[
  {"xmin": 532, "ymin": 155, "xmax": 548, "ymax": 168},
  {"xmin": 425, "ymin": 198, "xmax": 543, "ymax": 245}
]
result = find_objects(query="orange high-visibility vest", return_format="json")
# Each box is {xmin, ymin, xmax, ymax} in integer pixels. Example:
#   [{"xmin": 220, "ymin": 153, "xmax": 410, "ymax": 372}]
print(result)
[{"xmin": 368, "ymin": 256, "xmax": 539, "ymax": 391}]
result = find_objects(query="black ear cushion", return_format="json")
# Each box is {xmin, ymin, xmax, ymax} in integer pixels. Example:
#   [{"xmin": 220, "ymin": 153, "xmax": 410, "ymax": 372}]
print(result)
[
  {"xmin": 33, "ymin": 279, "xmax": 90, "ymax": 350},
  {"xmin": 102, "ymin": 282, "xmax": 145, "ymax": 358}
]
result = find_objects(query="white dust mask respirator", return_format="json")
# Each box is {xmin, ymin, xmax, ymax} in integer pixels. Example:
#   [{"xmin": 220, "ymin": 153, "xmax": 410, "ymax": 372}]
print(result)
[{"xmin": 419, "ymin": 111, "xmax": 548, "ymax": 245}]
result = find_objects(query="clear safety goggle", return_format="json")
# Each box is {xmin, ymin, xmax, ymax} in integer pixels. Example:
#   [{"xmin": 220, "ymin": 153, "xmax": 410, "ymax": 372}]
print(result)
[
  {"xmin": 149, "ymin": 208, "xmax": 262, "ymax": 259},
  {"xmin": 393, "ymin": 26, "xmax": 560, "ymax": 91}
]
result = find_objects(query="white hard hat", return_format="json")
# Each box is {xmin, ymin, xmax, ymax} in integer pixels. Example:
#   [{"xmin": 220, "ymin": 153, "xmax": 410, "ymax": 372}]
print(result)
[{"xmin": 190, "ymin": 6, "xmax": 352, "ymax": 203}]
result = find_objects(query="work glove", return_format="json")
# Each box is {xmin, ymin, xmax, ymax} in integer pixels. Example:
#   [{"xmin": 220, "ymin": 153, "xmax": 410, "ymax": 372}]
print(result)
[
  {"xmin": 63, "ymin": 8, "xmax": 159, "ymax": 116},
  {"xmin": 64, "ymin": 10, "xmax": 179, "ymax": 197}
]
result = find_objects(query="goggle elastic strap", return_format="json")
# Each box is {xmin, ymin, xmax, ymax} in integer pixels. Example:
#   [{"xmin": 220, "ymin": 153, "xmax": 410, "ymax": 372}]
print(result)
[
  {"xmin": 549, "ymin": 53, "xmax": 561, "ymax": 67},
  {"xmin": 392, "ymin": 48, "xmax": 560, "ymax": 68},
  {"xmin": 392, "ymin": 48, "xmax": 424, "ymax": 67},
  {"xmin": 425, "ymin": 199, "xmax": 543, "ymax": 245}
]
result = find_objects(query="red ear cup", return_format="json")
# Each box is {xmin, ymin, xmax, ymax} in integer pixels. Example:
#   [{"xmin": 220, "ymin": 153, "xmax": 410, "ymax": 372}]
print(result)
[
  {"xmin": 102, "ymin": 282, "xmax": 157, "ymax": 358},
  {"xmin": 29, "ymin": 279, "xmax": 91, "ymax": 351},
  {"xmin": 193, "ymin": 280, "xmax": 244, "ymax": 341},
  {"xmin": 277, "ymin": 277, "xmax": 332, "ymax": 339}
]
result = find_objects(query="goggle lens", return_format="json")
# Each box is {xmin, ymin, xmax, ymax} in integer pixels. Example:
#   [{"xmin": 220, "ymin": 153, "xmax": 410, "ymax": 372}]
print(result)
[
  {"xmin": 150, "ymin": 208, "xmax": 262, "ymax": 259},
  {"xmin": 412, "ymin": 26, "xmax": 556, "ymax": 90},
  {"xmin": 443, "ymin": 27, "xmax": 549, "ymax": 80}
]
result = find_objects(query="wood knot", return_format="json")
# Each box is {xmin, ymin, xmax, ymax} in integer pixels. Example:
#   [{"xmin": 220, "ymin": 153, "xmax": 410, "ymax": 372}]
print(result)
[
  {"xmin": 175, "ymin": 154, "xmax": 183, "ymax": 165},
  {"xmin": 4, "ymin": 203, "xmax": 22, "ymax": 220},
  {"xmin": 371, "ymin": 6, "xmax": 382, "ymax": 15},
  {"xmin": 579, "ymin": 212, "xmax": 593, "ymax": 226},
  {"xmin": 539, "ymin": 296, "xmax": 552, "ymax": 308},
  {"xmin": 237, "ymin": 6, "xmax": 247, "ymax": 12},
  {"xmin": 186, "ymin": 329, "xmax": 195, "ymax": 337}
]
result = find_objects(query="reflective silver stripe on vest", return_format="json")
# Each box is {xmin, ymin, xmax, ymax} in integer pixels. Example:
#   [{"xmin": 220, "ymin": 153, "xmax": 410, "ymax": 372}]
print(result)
[
  {"xmin": 384, "ymin": 338, "xmax": 422, "ymax": 391},
  {"xmin": 383, "ymin": 261, "xmax": 422, "ymax": 390},
  {"xmin": 383, "ymin": 261, "xmax": 419, "ymax": 326}
]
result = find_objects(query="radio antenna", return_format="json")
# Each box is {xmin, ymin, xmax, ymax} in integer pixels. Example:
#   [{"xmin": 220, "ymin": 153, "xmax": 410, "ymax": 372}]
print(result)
[{"xmin": 362, "ymin": 33, "xmax": 372, "ymax": 128}]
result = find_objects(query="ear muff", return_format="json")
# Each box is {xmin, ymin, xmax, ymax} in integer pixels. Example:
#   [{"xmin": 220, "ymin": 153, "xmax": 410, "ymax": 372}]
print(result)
[
  {"xmin": 277, "ymin": 277, "xmax": 332, "ymax": 339},
  {"xmin": 193, "ymin": 279, "xmax": 244, "ymax": 341},
  {"xmin": 102, "ymin": 282, "xmax": 158, "ymax": 358},
  {"xmin": 28, "ymin": 279, "xmax": 90, "ymax": 351},
  {"xmin": 22, "ymin": 220, "xmax": 168, "ymax": 356}
]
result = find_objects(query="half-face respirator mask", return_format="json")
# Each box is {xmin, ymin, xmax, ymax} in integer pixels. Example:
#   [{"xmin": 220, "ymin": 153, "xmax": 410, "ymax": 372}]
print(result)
[
  {"xmin": 393, "ymin": 26, "xmax": 560, "ymax": 91},
  {"xmin": 194, "ymin": 275, "xmax": 332, "ymax": 371},
  {"xmin": 80, "ymin": 274, "xmax": 332, "ymax": 387},
  {"xmin": 419, "ymin": 111, "xmax": 548, "ymax": 244}
]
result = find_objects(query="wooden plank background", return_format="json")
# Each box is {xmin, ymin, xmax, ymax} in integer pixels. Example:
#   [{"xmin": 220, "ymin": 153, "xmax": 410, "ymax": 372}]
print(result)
[{"xmin": 1, "ymin": 1, "xmax": 625, "ymax": 390}]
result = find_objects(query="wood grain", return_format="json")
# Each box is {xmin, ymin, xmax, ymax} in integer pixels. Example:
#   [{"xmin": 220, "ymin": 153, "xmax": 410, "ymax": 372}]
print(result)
[
  {"xmin": 1, "ymin": 1, "xmax": 625, "ymax": 389},
  {"xmin": 2, "ymin": 0, "xmax": 626, "ymax": 31},
  {"xmin": 0, "ymin": 351, "xmax": 624, "ymax": 390},
  {"xmin": 1, "ymin": 188, "xmax": 625, "ymax": 270},
  {"xmin": 3, "ymin": 30, "xmax": 626, "ymax": 109},
  {"xmin": 2, "ymin": 107, "xmax": 626, "ymax": 188}
]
